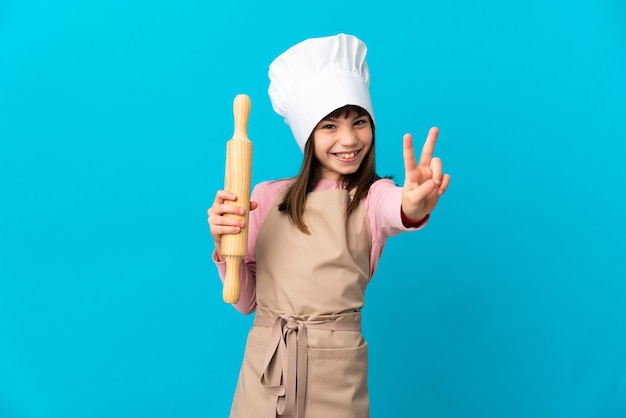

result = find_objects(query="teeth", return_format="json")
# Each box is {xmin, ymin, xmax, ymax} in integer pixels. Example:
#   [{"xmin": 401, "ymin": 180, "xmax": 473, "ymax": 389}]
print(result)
[{"xmin": 336, "ymin": 151, "xmax": 357, "ymax": 159}]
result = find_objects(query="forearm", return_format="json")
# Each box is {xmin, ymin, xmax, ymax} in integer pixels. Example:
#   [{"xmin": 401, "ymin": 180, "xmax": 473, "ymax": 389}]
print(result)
[{"xmin": 376, "ymin": 182, "xmax": 429, "ymax": 233}]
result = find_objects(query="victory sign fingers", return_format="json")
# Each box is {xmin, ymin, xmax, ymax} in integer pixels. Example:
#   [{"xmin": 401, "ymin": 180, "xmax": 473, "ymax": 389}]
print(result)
[
  {"xmin": 418, "ymin": 127, "xmax": 439, "ymax": 167},
  {"xmin": 403, "ymin": 127, "xmax": 440, "ymax": 188},
  {"xmin": 400, "ymin": 127, "xmax": 450, "ymax": 220}
]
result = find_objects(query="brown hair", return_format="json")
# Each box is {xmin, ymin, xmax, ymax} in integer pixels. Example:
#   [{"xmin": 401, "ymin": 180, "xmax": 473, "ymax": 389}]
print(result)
[{"xmin": 278, "ymin": 105, "xmax": 382, "ymax": 233}]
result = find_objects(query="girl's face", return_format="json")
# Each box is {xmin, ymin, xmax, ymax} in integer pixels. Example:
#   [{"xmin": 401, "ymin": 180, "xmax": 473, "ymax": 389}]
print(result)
[{"xmin": 312, "ymin": 112, "xmax": 373, "ymax": 180}]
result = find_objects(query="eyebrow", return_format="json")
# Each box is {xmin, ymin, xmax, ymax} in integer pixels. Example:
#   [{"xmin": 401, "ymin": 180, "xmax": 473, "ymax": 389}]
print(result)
[{"xmin": 321, "ymin": 114, "xmax": 367, "ymax": 122}]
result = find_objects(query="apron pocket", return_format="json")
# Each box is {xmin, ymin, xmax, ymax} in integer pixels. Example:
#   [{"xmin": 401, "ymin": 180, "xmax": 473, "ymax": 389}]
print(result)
[{"xmin": 304, "ymin": 341, "xmax": 369, "ymax": 417}]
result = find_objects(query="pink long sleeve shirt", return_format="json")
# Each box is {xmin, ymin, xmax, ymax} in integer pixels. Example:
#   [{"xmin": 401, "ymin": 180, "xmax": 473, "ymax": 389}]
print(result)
[{"xmin": 213, "ymin": 178, "xmax": 427, "ymax": 314}]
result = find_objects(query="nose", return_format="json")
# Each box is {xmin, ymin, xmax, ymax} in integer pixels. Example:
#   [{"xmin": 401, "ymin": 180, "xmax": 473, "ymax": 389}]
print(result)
[{"xmin": 338, "ymin": 127, "xmax": 358, "ymax": 146}]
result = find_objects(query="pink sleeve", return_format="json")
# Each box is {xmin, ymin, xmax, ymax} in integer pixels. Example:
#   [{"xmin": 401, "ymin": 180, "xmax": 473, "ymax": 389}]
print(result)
[
  {"xmin": 365, "ymin": 179, "xmax": 428, "ymax": 277},
  {"xmin": 212, "ymin": 181, "xmax": 286, "ymax": 315}
]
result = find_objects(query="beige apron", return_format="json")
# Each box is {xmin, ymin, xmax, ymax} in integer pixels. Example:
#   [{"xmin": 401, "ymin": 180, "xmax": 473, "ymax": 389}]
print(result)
[{"xmin": 229, "ymin": 188, "xmax": 372, "ymax": 418}]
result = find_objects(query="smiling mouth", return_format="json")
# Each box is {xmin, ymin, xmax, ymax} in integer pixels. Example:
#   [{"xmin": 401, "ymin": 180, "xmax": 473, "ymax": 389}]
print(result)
[{"xmin": 333, "ymin": 150, "xmax": 361, "ymax": 160}]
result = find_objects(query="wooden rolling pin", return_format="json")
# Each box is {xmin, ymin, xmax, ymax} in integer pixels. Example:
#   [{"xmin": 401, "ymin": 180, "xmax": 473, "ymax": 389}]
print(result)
[{"xmin": 221, "ymin": 94, "xmax": 253, "ymax": 304}]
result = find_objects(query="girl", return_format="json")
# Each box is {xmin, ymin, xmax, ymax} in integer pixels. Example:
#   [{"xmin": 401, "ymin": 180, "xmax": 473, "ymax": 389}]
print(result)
[{"xmin": 208, "ymin": 33, "xmax": 450, "ymax": 418}]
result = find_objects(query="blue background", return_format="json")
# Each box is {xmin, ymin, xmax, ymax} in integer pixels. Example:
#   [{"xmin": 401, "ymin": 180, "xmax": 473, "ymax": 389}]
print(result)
[{"xmin": 1, "ymin": 0, "xmax": 625, "ymax": 417}]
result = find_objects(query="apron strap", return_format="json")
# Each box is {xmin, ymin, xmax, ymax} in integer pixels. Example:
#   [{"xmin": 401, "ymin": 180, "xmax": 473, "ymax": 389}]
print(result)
[{"xmin": 254, "ymin": 313, "xmax": 361, "ymax": 418}]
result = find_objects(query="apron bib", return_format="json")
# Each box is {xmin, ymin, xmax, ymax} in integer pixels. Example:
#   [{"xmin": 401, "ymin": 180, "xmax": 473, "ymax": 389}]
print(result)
[{"xmin": 229, "ymin": 188, "xmax": 372, "ymax": 418}]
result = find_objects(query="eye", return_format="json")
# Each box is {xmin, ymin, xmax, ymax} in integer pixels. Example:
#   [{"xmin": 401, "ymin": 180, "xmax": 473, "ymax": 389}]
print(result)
[
  {"xmin": 354, "ymin": 118, "xmax": 368, "ymax": 126},
  {"xmin": 321, "ymin": 123, "xmax": 335, "ymax": 129}
]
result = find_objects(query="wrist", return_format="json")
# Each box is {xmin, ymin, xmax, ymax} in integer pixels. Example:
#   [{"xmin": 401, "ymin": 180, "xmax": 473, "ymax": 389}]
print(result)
[
  {"xmin": 214, "ymin": 242, "xmax": 224, "ymax": 262},
  {"xmin": 401, "ymin": 209, "xmax": 428, "ymax": 228}
]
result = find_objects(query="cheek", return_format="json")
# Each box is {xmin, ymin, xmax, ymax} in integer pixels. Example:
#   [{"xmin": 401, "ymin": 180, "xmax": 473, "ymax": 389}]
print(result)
[
  {"xmin": 313, "ymin": 148, "xmax": 325, "ymax": 163},
  {"xmin": 312, "ymin": 135, "xmax": 331, "ymax": 157},
  {"xmin": 312, "ymin": 142, "xmax": 324, "ymax": 160},
  {"xmin": 360, "ymin": 132, "xmax": 373, "ymax": 148}
]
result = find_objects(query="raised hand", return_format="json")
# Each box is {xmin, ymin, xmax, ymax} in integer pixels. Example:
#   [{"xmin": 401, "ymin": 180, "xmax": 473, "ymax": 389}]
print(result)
[
  {"xmin": 401, "ymin": 127, "xmax": 450, "ymax": 223},
  {"xmin": 207, "ymin": 190, "xmax": 258, "ymax": 261}
]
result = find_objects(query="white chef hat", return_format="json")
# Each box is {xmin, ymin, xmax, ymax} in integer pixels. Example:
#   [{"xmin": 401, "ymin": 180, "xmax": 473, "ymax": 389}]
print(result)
[{"xmin": 268, "ymin": 33, "xmax": 375, "ymax": 152}]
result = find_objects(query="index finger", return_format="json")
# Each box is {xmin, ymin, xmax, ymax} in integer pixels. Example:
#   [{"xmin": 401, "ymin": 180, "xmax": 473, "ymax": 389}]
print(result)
[
  {"xmin": 214, "ymin": 190, "xmax": 237, "ymax": 204},
  {"xmin": 403, "ymin": 133, "xmax": 417, "ymax": 173},
  {"xmin": 418, "ymin": 127, "xmax": 439, "ymax": 166}
]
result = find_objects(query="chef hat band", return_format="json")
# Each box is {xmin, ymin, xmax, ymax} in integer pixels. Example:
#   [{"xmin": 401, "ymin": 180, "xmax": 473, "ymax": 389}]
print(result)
[{"xmin": 268, "ymin": 33, "xmax": 375, "ymax": 152}]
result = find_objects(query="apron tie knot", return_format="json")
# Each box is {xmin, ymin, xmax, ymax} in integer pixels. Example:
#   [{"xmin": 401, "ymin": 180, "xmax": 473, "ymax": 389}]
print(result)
[
  {"xmin": 284, "ymin": 315, "xmax": 300, "ymax": 332},
  {"xmin": 255, "ymin": 312, "xmax": 362, "ymax": 418},
  {"xmin": 259, "ymin": 315, "xmax": 308, "ymax": 418}
]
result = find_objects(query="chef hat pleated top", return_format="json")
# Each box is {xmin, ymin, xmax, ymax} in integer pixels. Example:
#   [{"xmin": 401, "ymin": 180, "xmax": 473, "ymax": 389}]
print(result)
[{"xmin": 268, "ymin": 33, "xmax": 375, "ymax": 152}]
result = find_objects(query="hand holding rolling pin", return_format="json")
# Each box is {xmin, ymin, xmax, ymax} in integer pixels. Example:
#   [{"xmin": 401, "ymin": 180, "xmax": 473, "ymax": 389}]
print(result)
[
  {"xmin": 207, "ymin": 94, "xmax": 256, "ymax": 303},
  {"xmin": 207, "ymin": 191, "xmax": 257, "ymax": 261}
]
